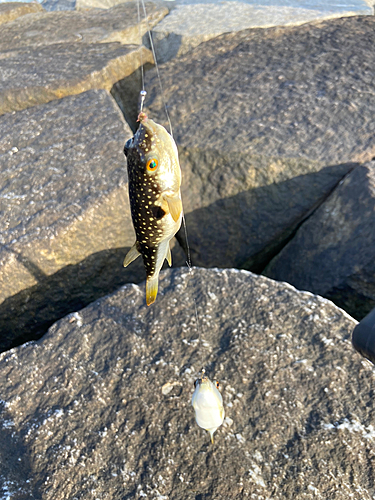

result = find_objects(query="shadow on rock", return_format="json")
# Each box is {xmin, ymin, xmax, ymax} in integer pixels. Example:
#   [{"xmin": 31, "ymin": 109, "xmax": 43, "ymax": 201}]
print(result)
[
  {"xmin": 264, "ymin": 162, "xmax": 375, "ymax": 321},
  {"xmin": 176, "ymin": 162, "xmax": 357, "ymax": 274},
  {"xmin": 0, "ymin": 402, "xmax": 39, "ymax": 500},
  {"xmin": 325, "ymin": 282, "xmax": 375, "ymax": 322},
  {"xmin": 0, "ymin": 247, "xmax": 147, "ymax": 352}
]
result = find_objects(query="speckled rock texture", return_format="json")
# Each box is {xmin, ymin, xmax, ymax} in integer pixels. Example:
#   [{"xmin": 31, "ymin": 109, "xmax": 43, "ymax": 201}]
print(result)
[
  {"xmin": 0, "ymin": 1, "xmax": 167, "ymax": 115},
  {"xmin": 0, "ymin": 3, "xmax": 167, "ymax": 51},
  {"xmin": 1, "ymin": 267, "xmax": 374, "ymax": 499},
  {"xmin": 0, "ymin": 1, "xmax": 44, "ymax": 26},
  {"xmin": 264, "ymin": 162, "xmax": 375, "ymax": 321},
  {"xmin": 134, "ymin": 16, "xmax": 375, "ymax": 271},
  {"xmin": 0, "ymin": 42, "xmax": 152, "ymax": 116},
  {"xmin": 0, "ymin": 89, "xmax": 184, "ymax": 351},
  {"xmin": 0, "ymin": 90, "xmax": 132, "ymax": 349},
  {"xmin": 145, "ymin": 16, "xmax": 375, "ymax": 163}
]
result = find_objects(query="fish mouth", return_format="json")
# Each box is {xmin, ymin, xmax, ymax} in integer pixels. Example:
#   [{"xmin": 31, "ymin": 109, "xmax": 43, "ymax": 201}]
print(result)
[
  {"xmin": 137, "ymin": 112, "xmax": 148, "ymax": 123},
  {"xmin": 194, "ymin": 376, "xmax": 209, "ymax": 389}
]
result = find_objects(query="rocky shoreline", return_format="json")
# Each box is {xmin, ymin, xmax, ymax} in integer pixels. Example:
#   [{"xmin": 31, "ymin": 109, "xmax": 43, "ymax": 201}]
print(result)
[{"xmin": 1, "ymin": 1, "xmax": 375, "ymax": 498}]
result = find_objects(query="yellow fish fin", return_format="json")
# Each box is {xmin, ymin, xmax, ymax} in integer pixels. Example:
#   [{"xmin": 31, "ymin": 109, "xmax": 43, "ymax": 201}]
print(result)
[
  {"xmin": 166, "ymin": 244, "xmax": 172, "ymax": 267},
  {"xmin": 165, "ymin": 195, "xmax": 182, "ymax": 222},
  {"xmin": 209, "ymin": 431, "xmax": 214, "ymax": 444},
  {"xmin": 146, "ymin": 275, "xmax": 159, "ymax": 306},
  {"xmin": 123, "ymin": 243, "xmax": 141, "ymax": 267}
]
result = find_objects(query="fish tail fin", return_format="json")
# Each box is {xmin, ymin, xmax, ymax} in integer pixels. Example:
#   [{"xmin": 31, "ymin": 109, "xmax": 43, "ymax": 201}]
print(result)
[
  {"xmin": 209, "ymin": 431, "xmax": 215, "ymax": 444},
  {"xmin": 146, "ymin": 274, "xmax": 159, "ymax": 306},
  {"xmin": 123, "ymin": 242, "xmax": 141, "ymax": 267}
]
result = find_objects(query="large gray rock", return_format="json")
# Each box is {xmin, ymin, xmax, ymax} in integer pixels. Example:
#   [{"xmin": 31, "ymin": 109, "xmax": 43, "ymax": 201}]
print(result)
[
  {"xmin": 264, "ymin": 162, "xmax": 375, "ymax": 321},
  {"xmin": 0, "ymin": 42, "xmax": 152, "ymax": 115},
  {"xmin": 133, "ymin": 16, "xmax": 375, "ymax": 271},
  {"xmin": 0, "ymin": 3, "xmax": 168, "ymax": 51},
  {"xmin": 1, "ymin": 267, "xmax": 374, "ymax": 499},
  {"xmin": 151, "ymin": 0, "xmax": 373, "ymax": 63},
  {"xmin": 0, "ymin": 1, "xmax": 44, "ymax": 25},
  {"xmin": 0, "ymin": 89, "xmax": 185, "ymax": 351}
]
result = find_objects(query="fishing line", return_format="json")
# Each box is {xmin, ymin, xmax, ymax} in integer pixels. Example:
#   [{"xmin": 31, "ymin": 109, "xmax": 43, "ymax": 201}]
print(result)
[
  {"xmin": 182, "ymin": 214, "xmax": 192, "ymax": 270},
  {"xmin": 139, "ymin": 0, "xmax": 173, "ymax": 137},
  {"xmin": 137, "ymin": 0, "xmax": 147, "ymax": 114},
  {"xmin": 137, "ymin": 0, "xmax": 145, "ymax": 93},
  {"xmin": 182, "ymin": 214, "xmax": 204, "ymax": 365},
  {"xmin": 138, "ymin": 0, "xmax": 206, "ymax": 373}
]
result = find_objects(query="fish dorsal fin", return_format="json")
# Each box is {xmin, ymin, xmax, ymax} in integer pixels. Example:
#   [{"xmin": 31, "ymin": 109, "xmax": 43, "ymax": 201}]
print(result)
[
  {"xmin": 166, "ymin": 244, "xmax": 172, "ymax": 267},
  {"xmin": 165, "ymin": 195, "xmax": 182, "ymax": 222},
  {"xmin": 123, "ymin": 242, "xmax": 141, "ymax": 267}
]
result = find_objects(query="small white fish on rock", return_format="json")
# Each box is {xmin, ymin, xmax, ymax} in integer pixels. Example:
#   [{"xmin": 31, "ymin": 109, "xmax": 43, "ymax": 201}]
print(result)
[
  {"xmin": 191, "ymin": 373, "xmax": 225, "ymax": 443},
  {"xmin": 123, "ymin": 112, "xmax": 183, "ymax": 306}
]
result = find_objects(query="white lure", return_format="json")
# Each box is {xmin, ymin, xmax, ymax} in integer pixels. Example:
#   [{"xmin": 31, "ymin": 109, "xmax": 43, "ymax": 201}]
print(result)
[{"xmin": 191, "ymin": 373, "xmax": 225, "ymax": 443}]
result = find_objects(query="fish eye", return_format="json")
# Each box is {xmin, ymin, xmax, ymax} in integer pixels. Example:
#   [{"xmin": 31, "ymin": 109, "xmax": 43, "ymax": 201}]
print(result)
[
  {"xmin": 146, "ymin": 158, "xmax": 158, "ymax": 172},
  {"xmin": 215, "ymin": 381, "xmax": 220, "ymax": 389}
]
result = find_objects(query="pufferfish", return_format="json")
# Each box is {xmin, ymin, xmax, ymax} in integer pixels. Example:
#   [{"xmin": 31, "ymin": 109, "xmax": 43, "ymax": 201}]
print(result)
[
  {"xmin": 123, "ymin": 112, "xmax": 183, "ymax": 306},
  {"xmin": 191, "ymin": 373, "xmax": 225, "ymax": 443}
]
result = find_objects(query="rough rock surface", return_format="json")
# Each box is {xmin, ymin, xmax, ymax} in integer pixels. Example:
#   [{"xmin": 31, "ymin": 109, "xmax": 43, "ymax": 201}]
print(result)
[
  {"xmin": 134, "ymin": 16, "xmax": 375, "ymax": 271},
  {"xmin": 0, "ymin": 89, "xmax": 185, "ymax": 350},
  {"xmin": 0, "ymin": 43, "xmax": 152, "ymax": 116},
  {"xmin": 151, "ymin": 0, "xmax": 373, "ymax": 62},
  {"xmin": 146, "ymin": 16, "xmax": 375, "ymax": 165},
  {"xmin": 0, "ymin": 1, "xmax": 44, "ymax": 25},
  {"xmin": 1, "ymin": 267, "xmax": 375, "ymax": 499},
  {"xmin": 264, "ymin": 162, "xmax": 375, "ymax": 321},
  {"xmin": 0, "ymin": 3, "xmax": 168, "ymax": 51}
]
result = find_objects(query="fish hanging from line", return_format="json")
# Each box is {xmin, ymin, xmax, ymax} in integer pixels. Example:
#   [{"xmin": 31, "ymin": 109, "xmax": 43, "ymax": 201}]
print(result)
[
  {"xmin": 191, "ymin": 372, "xmax": 225, "ymax": 443},
  {"xmin": 123, "ymin": 112, "xmax": 183, "ymax": 306}
]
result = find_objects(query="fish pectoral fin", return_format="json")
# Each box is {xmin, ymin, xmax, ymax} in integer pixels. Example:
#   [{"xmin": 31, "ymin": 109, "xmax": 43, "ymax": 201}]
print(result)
[
  {"xmin": 146, "ymin": 275, "xmax": 159, "ymax": 306},
  {"xmin": 165, "ymin": 195, "xmax": 182, "ymax": 223},
  {"xmin": 166, "ymin": 244, "xmax": 172, "ymax": 267},
  {"xmin": 123, "ymin": 243, "xmax": 141, "ymax": 267}
]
